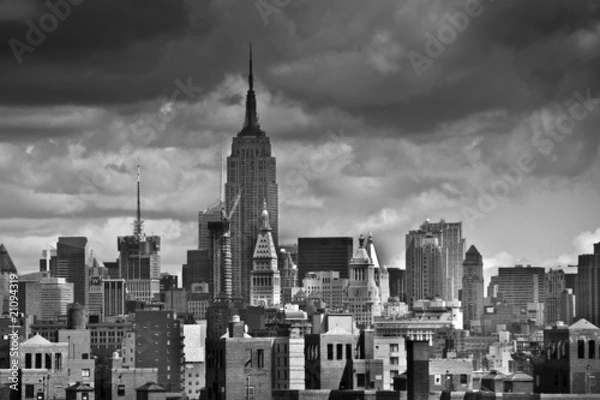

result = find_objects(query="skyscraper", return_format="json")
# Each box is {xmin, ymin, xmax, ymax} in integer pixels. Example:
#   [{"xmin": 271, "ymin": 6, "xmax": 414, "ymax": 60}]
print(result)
[
  {"xmin": 225, "ymin": 46, "xmax": 278, "ymax": 302},
  {"xmin": 462, "ymin": 245, "xmax": 484, "ymax": 330},
  {"xmin": 250, "ymin": 201, "xmax": 280, "ymax": 307},
  {"xmin": 41, "ymin": 277, "xmax": 74, "ymax": 318},
  {"xmin": 406, "ymin": 219, "xmax": 466, "ymax": 302},
  {"xmin": 406, "ymin": 232, "xmax": 446, "ymax": 303},
  {"xmin": 198, "ymin": 201, "xmax": 222, "ymax": 251},
  {"xmin": 488, "ymin": 265, "xmax": 546, "ymax": 311},
  {"xmin": 576, "ymin": 242, "xmax": 600, "ymax": 326},
  {"xmin": 117, "ymin": 163, "xmax": 161, "ymax": 302},
  {"xmin": 56, "ymin": 236, "xmax": 89, "ymax": 306},
  {"xmin": 297, "ymin": 237, "xmax": 353, "ymax": 281},
  {"xmin": 345, "ymin": 235, "xmax": 381, "ymax": 327}
]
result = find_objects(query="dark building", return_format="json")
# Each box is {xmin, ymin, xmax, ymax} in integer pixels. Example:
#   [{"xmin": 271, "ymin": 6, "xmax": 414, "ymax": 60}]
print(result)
[
  {"xmin": 388, "ymin": 268, "xmax": 407, "ymax": 302},
  {"xmin": 462, "ymin": 245, "xmax": 484, "ymax": 330},
  {"xmin": 134, "ymin": 310, "xmax": 183, "ymax": 392},
  {"xmin": 198, "ymin": 201, "xmax": 222, "ymax": 251},
  {"xmin": 576, "ymin": 242, "xmax": 600, "ymax": 326},
  {"xmin": 297, "ymin": 237, "xmax": 353, "ymax": 281},
  {"xmin": 104, "ymin": 261, "xmax": 120, "ymax": 279},
  {"xmin": 56, "ymin": 236, "xmax": 89, "ymax": 306},
  {"xmin": 182, "ymin": 249, "xmax": 211, "ymax": 291},
  {"xmin": 0, "ymin": 244, "xmax": 17, "ymax": 275},
  {"xmin": 159, "ymin": 273, "xmax": 178, "ymax": 291},
  {"xmin": 225, "ymin": 47, "xmax": 278, "ymax": 303},
  {"xmin": 488, "ymin": 265, "xmax": 546, "ymax": 311}
]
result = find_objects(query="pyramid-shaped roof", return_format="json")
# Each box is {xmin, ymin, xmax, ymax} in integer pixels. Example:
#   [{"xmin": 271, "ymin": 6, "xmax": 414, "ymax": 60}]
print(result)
[
  {"xmin": 253, "ymin": 231, "xmax": 277, "ymax": 259},
  {"xmin": 466, "ymin": 245, "xmax": 480, "ymax": 255},
  {"xmin": 0, "ymin": 244, "xmax": 17, "ymax": 274},
  {"xmin": 22, "ymin": 334, "xmax": 52, "ymax": 347},
  {"xmin": 569, "ymin": 318, "xmax": 600, "ymax": 331}
]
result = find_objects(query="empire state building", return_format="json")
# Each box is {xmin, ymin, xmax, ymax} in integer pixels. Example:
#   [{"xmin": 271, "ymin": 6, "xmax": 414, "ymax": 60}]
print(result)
[{"xmin": 225, "ymin": 46, "xmax": 278, "ymax": 303}]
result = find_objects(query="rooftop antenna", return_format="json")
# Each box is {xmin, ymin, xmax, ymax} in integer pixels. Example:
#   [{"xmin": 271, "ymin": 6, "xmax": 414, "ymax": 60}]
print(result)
[{"xmin": 219, "ymin": 134, "xmax": 224, "ymax": 206}]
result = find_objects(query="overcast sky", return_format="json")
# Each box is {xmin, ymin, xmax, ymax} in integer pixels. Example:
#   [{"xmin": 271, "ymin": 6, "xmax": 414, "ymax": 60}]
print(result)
[{"xmin": 1, "ymin": 0, "xmax": 600, "ymax": 285}]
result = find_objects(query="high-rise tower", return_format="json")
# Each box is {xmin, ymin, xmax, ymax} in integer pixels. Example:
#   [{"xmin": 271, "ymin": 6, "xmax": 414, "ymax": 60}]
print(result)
[
  {"xmin": 117, "ymin": 163, "xmax": 161, "ymax": 302},
  {"xmin": 462, "ymin": 245, "xmax": 484, "ymax": 330},
  {"xmin": 250, "ymin": 201, "xmax": 280, "ymax": 307},
  {"xmin": 225, "ymin": 46, "xmax": 278, "ymax": 302}
]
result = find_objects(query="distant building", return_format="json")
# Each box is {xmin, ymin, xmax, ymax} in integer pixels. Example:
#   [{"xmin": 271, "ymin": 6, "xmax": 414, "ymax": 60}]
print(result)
[
  {"xmin": 183, "ymin": 322, "xmax": 206, "ymax": 399},
  {"xmin": 198, "ymin": 201, "xmax": 222, "ymax": 251},
  {"xmin": 576, "ymin": 242, "xmax": 600, "ymax": 326},
  {"xmin": 388, "ymin": 268, "xmax": 407, "ymax": 302},
  {"xmin": 40, "ymin": 277, "xmax": 74, "ymax": 318},
  {"xmin": 56, "ymin": 236, "xmax": 89, "ymax": 306},
  {"xmin": 279, "ymin": 249, "xmax": 299, "ymax": 305},
  {"xmin": 225, "ymin": 48, "xmax": 278, "ymax": 303},
  {"xmin": 160, "ymin": 273, "xmax": 178, "ymax": 291},
  {"xmin": 406, "ymin": 219, "xmax": 466, "ymax": 302},
  {"xmin": 367, "ymin": 233, "xmax": 390, "ymax": 305},
  {"xmin": 345, "ymin": 235, "xmax": 381, "ymax": 327},
  {"xmin": 406, "ymin": 232, "xmax": 446, "ymax": 303},
  {"xmin": 104, "ymin": 279, "xmax": 126, "ymax": 318},
  {"xmin": 488, "ymin": 265, "xmax": 546, "ymax": 312},
  {"xmin": 302, "ymin": 271, "xmax": 347, "ymax": 310},
  {"xmin": 250, "ymin": 202, "xmax": 280, "ymax": 307},
  {"xmin": 182, "ymin": 249, "xmax": 210, "ymax": 292},
  {"xmin": 462, "ymin": 245, "xmax": 484, "ymax": 330},
  {"xmin": 297, "ymin": 237, "xmax": 353, "ymax": 281}
]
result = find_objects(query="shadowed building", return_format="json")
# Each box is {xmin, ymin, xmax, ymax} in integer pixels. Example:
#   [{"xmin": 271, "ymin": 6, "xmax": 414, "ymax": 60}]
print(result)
[
  {"xmin": 56, "ymin": 236, "xmax": 89, "ymax": 306},
  {"xmin": 298, "ymin": 237, "xmax": 353, "ymax": 281},
  {"xmin": 462, "ymin": 245, "xmax": 484, "ymax": 330},
  {"xmin": 226, "ymin": 47, "xmax": 278, "ymax": 303},
  {"xmin": 576, "ymin": 242, "xmax": 600, "ymax": 326}
]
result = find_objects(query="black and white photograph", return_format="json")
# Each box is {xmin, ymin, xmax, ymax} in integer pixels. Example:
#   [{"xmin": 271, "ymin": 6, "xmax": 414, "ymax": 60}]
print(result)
[{"xmin": 1, "ymin": 0, "xmax": 600, "ymax": 399}]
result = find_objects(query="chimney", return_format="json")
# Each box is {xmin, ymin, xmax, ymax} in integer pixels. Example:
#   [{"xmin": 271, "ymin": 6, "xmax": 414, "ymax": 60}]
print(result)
[
  {"xmin": 229, "ymin": 315, "xmax": 245, "ymax": 338},
  {"xmin": 595, "ymin": 242, "xmax": 600, "ymax": 255}
]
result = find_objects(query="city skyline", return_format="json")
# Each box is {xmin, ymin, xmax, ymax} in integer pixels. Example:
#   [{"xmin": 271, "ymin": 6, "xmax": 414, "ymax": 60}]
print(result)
[{"xmin": 1, "ymin": 1, "xmax": 600, "ymax": 285}]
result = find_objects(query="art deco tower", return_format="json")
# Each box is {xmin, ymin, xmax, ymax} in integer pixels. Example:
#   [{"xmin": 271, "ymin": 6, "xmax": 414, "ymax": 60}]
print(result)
[
  {"xmin": 462, "ymin": 245, "xmax": 484, "ymax": 330},
  {"xmin": 225, "ymin": 46, "xmax": 278, "ymax": 303}
]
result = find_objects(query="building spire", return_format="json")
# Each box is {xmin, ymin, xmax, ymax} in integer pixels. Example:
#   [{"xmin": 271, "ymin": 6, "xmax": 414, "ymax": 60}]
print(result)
[
  {"xmin": 241, "ymin": 43, "xmax": 262, "ymax": 135},
  {"xmin": 134, "ymin": 160, "xmax": 144, "ymax": 239}
]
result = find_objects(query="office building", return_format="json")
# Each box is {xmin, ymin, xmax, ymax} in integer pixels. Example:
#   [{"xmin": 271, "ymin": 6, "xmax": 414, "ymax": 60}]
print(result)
[
  {"xmin": 182, "ymin": 249, "xmax": 211, "ymax": 292},
  {"xmin": 56, "ymin": 236, "xmax": 89, "ymax": 306},
  {"xmin": 160, "ymin": 273, "xmax": 178, "ymax": 290},
  {"xmin": 297, "ymin": 237, "xmax": 353, "ymax": 281},
  {"xmin": 545, "ymin": 269, "xmax": 575, "ymax": 325},
  {"xmin": 406, "ymin": 219, "xmax": 466, "ymax": 302},
  {"xmin": 225, "ymin": 47, "xmax": 278, "ymax": 303},
  {"xmin": 576, "ymin": 242, "xmax": 600, "ymax": 326},
  {"xmin": 388, "ymin": 268, "xmax": 407, "ymax": 302},
  {"xmin": 488, "ymin": 265, "xmax": 546, "ymax": 312},
  {"xmin": 302, "ymin": 271, "xmax": 347, "ymax": 310},
  {"xmin": 462, "ymin": 245, "xmax": 484, "ymax": 330},
  {"xmin": 40, "ymin": 277, "xmax": 74, "ymax": 318},
  {"xmin": 345, "ymin": 235, "xmax": 381, "ymax": 327},
  {"xmin": 406, "ymin": 232, "xmax": 446, "ymax": 303},
  {"xmin": 198, "ymin": 201, "xmax": 223, "ymax": 251},
  {"xmin": 118, "ymin": 164, "xmax": 161, "ymax": 302},
  {"xmin": 104, "ymin": 278, "xmax": 126, "ymax": 318}
]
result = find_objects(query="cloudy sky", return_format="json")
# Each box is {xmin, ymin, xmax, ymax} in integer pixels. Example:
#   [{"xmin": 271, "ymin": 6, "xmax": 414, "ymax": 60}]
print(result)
[{"xmin": 1, "ymin": 0, "xmax": 600, "ymax": 285}]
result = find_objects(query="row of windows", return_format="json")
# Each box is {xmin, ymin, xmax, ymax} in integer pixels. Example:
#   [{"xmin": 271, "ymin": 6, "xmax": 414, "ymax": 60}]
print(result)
[{"xmin": 326, "ymin": 343, "xmax": 354, "ymax": 360}]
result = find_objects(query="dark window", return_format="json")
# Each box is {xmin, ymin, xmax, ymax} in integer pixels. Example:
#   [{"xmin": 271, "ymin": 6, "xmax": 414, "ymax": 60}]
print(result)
[
  {"xmin": 346, "ymin": 344, "xmax": 352, "ymax": 359},
  {"xmin": 327, "ymin": 344, "xmax": 334, "ymax": 360},
  {"xmin": 45, "ymin": 353, "xmax": 52, "ymax": 369},
  {"xmin": 578, "ymin": 340, "xmax": 585, "ymax": 359},
  {"xmin": 336, "ymin": 344, "xmax": 343, "ymax": 360},
  {"xmin": 117, "ymin": 384, "xmax": 125, "ymax": 396},
  {"xmin": 590, "ymin": 340, "xmax": 596, "ymax": 359},
  {"xmin": 357, "ymin": 374, "xmax": 366, "ymax": 388},
  {"xmin": 25, "ymin": 353, "xmax": 32, "ymax": 369},
  {"xmin": 25, "ymin": 384, "xmax": 34, "ymax": 398},
  {"xmin": 460, "ymin": 374, "xmax": 468, "ymax": 384},
  {"xmin": 245, "ymin": 350, "xmax": 252, "ymax": 368},
  {"xmin": 257, "ymin": 349, "xmax": 264, "ymax": 368},
  {"xmin": 35, "ymin": 353, "xmax": 42, "ymax": 369},
  {"xmin": 55, "ymin": 353, "xmax": 62, "ymax": 370}
]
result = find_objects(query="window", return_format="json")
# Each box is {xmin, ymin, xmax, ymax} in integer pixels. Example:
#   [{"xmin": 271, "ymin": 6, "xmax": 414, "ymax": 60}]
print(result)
[
  {"xmin": 590, "ymin": 340, "xmax": 596, "ymax": 359},
  {"xmin": 390, "ymin": 357, "xmax": 399, "ymax": 365},
  {"xmin": 257, "ymin": 349, "xmax": 264, "ymax": 368},
  {"xmin": 336, "ymin": 344, "xmax": 343, "ymax": 360},
  {"xmin": 117, "ymin": 384, "xmax": 125, "ymax": 396},
  {"xmin": 390, "ymin": 343, "xmax": 399, "ymax": 352},
  {"xmin": 357, "ymin": 374, "xmax": 366, "ymax": 388},
  {"xmin": 35, "ymin": 353, "xmax": 42, "ymax": 369},
  {"xmin": 434, "ymin": 375, "xmax": 442, "ymax": 385},
  {"xmin": 45, "ymin": 353, "xmax": 52, "ymax": 369},
  {"xmin": 55, "ymin": 353, "xmax": 62, "ymax": 370},
  {"xmin": 578, "ymin": 340, "xmax": 585, "ymax": 359},
  {"xmin": 327, "ymin": 344, "xmax": 334, "ymax": 360},
  {"xmin": 245, "ymin": 350, "xmax": 252, "ymax": 368},
  {"xmin": 25, "ymin": 384, "xmax": 34, "ymax": 398},
  {"xmin": 25, "ymin": 353, "xmax": 32, "ymax": 369},
  {"xmin": 346, "ymin": 344, "xmax": 352, "ymax": 359},
  {"xmin": 460, "ymin": 374, "xmax": 468, "ymax": 384},
  {"xmin": 82, "ymin": 369, "xmax": 90, "ymax": 377}
]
